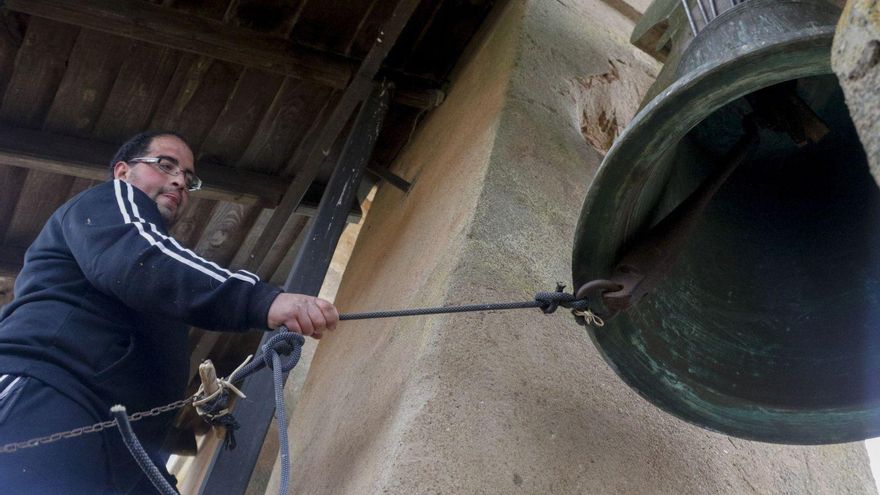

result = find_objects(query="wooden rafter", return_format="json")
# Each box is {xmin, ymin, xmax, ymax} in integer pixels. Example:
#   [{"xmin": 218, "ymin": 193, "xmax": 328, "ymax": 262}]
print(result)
[{"xmin": 0, "ymin": 126, "xmax": 360, "ymax": 220}]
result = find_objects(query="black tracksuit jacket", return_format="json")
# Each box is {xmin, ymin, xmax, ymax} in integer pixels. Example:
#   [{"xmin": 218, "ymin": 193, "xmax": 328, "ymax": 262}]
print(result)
[{"xmin": 0, "ymin": 179, "xmax": 281, "ymax": 452}]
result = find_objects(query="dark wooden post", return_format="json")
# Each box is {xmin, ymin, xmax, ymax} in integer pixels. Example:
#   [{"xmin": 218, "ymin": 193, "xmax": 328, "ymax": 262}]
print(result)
[{"xmin": 198, "ymin": 82, "xmax": 390, "ymax": 494}]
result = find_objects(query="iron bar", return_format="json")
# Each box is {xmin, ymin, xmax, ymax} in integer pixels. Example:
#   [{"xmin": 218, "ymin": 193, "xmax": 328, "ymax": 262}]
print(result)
[
  {"xmin": 197, "ymin": 83, "xmax": 391, "ymax": 495},
  {"xmin": 367, "ymin": 163, "xmax": 412, "ymax": 193},
  {"xmin": 708, "ymin": 0, "xmax": 717, "ymax": 18}
]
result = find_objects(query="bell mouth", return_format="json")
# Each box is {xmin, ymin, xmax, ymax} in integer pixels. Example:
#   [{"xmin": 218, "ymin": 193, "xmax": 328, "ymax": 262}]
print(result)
[{"xmin": 572, "ymin": 11, "xmax": 880, "ymax": 443}]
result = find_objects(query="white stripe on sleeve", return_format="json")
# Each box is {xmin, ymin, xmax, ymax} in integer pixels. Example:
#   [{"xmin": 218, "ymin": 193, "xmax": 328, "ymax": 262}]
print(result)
[
  {"xmin": 121, "ymin": 182, "xmax": 258, "ymax": 284},
  {"xmin": 114, "ymin": 180, "xmax": 231, "ymax": 284}
]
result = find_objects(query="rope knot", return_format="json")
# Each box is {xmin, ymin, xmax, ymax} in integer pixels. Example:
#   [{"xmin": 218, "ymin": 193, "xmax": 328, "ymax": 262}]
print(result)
[
  {"xmin": 192, "ymin": 358, "xmax": 252, "ymax": 450},
  {"xmin": 261, "ymin": 330, "xmax": 305, "ymax": 373},
  {"xmin": 534, "ymin": 283, "xmax": 582, "ymax": 314}
]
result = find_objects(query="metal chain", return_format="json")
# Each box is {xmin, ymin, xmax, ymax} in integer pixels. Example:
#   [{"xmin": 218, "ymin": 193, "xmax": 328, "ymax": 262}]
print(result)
[{"xmin": 0, "ymin": 397, "xmax": 193, "ymax": 454}]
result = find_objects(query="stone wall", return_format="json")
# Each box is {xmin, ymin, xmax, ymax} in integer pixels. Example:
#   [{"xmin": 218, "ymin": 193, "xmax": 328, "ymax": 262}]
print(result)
[
  {"xmin": 271, "ymin": 1, "xmax": 878, "ymax": 493},
  {"xmin": 833, "ymin": 0, "xmax": 880, "ymax": 183}
]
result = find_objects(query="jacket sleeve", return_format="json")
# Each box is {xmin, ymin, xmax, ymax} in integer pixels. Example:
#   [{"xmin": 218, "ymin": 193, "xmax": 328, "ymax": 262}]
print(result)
[{"xmin": 60, "ymin": 180, "xmax": 282, "ymax": 331}]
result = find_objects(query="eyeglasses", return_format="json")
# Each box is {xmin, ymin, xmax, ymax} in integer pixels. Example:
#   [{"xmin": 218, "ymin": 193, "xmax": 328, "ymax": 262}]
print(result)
[{"xmin": 129, "ymin": 156, "xmax": 202, "ymax": 192}]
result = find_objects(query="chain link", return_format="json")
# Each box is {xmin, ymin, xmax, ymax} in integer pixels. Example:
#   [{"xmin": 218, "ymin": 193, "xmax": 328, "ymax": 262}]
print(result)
[{"xmin": 0, "ymin": 397, "xmax": 193, "ymax": 454}]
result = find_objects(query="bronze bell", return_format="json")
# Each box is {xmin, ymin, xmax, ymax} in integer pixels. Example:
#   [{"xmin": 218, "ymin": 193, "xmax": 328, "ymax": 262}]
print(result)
[{"xmin": 572, "ymin": 0, "xmax": 878, "ymax": 444}]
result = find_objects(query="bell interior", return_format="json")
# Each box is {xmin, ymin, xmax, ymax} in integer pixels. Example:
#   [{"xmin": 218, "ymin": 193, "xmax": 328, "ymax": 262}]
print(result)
[{"xmin": 605, "ymin": 73, "xmax": 880, "ymax": 429}]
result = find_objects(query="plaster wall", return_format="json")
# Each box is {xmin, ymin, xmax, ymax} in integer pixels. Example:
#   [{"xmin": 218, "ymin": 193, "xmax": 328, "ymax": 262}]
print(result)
[{"xmin": 275, "ymin": 0, "xmax": 877, "ymax": 493}]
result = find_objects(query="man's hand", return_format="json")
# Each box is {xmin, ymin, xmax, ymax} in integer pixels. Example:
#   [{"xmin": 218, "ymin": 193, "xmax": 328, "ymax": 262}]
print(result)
[{"xmin": 267, "ymin": 293, "xmax": 339, "ymax": 339}]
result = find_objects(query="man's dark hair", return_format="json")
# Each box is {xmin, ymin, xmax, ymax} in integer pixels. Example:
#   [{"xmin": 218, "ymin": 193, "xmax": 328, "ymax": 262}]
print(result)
[{"xmin": 108, "ymin": 131, "xmax": 188, "ymax": 179}]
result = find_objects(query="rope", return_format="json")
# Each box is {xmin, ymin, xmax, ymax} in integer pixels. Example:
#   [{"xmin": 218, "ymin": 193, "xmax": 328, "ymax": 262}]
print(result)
[
  {"xmin": 111, "ymin": 405, "xmax": 179, "ymax": 495},
  {"xmin": 272, "ymin": 348, "xmax": 291, "ymax": 494}
]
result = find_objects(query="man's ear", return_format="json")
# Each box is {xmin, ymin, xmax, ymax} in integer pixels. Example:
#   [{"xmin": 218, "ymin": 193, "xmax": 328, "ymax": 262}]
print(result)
[{"xmin": 113, "ymin": 161, "xmax": 130, "ymax": 181}]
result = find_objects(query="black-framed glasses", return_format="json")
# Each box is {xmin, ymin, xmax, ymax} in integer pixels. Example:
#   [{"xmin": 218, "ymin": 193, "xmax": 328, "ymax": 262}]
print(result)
[{"xmin": 129, "ymin": 156, "xmax": 202, "ymax": 192}]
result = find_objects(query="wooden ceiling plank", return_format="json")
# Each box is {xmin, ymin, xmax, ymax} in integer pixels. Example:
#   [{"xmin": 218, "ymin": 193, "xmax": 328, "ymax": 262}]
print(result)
[
  {"xmin": 149, "ymin": 54, "xmax": 214, "ymax": 132},
  {"xmin": 0, "ymin": 12, "xmax": 23, "ymax": 105},
  {"xmin": 193, "ymin": 202, "xmax": 264, "ymax": 267},
  {"xmin": 4, "ymin": 0, "xmax": 354, "ymax": 89},
  {"xmin": 343, "ymin": 0, "xmax": 381, "ymax": 56},
  {"xmin": 243, "ymin": 0, "xmax": 423, "ymax": 272},
  {"xmin": 291, "ymin": 0, "xmax": 377, "ymax": 55},
  {"xmin": 265, "ymin": 216, "xmax": 310, "ymax": 285},
  {"xmin": 401, "ymin": 0, "xmax": 445, "ymax": 63},
  {"xmin": 170, "ymin": 61, "xmax": 244, "ymax": 151},
  {"xmin": 229, "ymin": 210, "xmax": 309, "ymax": 280},
  {"xmin": 94, "ymin": 42, "xmax": 181, "ymax": 143},
  {"xmin": 44, "ymin": 30, "xmax": 132, "ymax": 137},
  {"xmin": 171, "ymin": 0, "xmax": 232, "ymax": 20},
  {"xmin": 279, "ymin": 93, "xmax": 334, "ymax": 178},
  {"xmin": 2, "ymin": 170, "xmax": 75, "ymax": 248},
  {"xmin": 66, "ymin": 177, "xmax": 96, "ymax": 199},
  {"xmin": 4, "ymin": 24, "xmax": 130, "ymax": 250},
  {"xmin": 0, "ymin": 165, "xmax": 28, "ymax": 243},
  {"xmin": 403, "ymin": 0, "xmax": 495, "ymax": 80},
  {"xmin": 226, "ymin": 0, "xmax": 307, "ymax": 37},
  {"xmin": 237, "ymin": 77, "xmax": 333, "ymax": 174},
  {"xmin": 0, "ymin": 17, "xmax": 79, "ymax": 128},
  {"xmin": 0, "ymin": 276, "xmax": 14, "ymax": 306},
  {"xmin": 282, "ymin": 0, "xmax": 313, "ymax": 40},
  {"xmin": 222, "ymin": 0, "xmax": 241, "ymax": 24},
  {"xmin": 0, "ymin": 244, "xmax": 26, "ymax": 277},
  {"xmin": 199, "ymin": 68, "xmax": 285, "ymax": 166}
]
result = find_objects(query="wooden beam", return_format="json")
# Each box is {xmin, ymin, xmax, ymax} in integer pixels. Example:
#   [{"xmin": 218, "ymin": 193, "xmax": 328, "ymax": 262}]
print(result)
[
  {"xmin": 242, "ymin": 0, "xmax": 423, "ymax": 272},
  {"xmin": 0, "ymin": 126, "xmax": 360, "ymax": 221},
  {"xmin": 3, "ymin": 0, "xmax": 447, "ymax": 110},
  {"xmin": 4, "ymin": 0, "xmax": 353, "ymax": 89}
]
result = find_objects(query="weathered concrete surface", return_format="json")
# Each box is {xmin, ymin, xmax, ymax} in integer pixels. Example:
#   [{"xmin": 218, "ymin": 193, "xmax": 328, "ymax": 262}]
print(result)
[
  {"xmin": 273, "ymin": 0, "xmax": 878, "ymax": 493},
  {"xmin": 833, "ymin": 0, "xmax": 880, "ymax": 184}
]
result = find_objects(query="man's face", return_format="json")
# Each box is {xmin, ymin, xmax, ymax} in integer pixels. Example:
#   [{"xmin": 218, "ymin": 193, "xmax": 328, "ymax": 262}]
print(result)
[{"xmin": 113, "ymin": 135, "xmax": 195, "ymax": 226}]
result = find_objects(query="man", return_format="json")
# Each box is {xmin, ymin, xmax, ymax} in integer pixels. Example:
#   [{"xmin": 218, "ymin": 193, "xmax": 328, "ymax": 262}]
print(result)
[{"xmin": 0, "ymin": 131, "xmax": 339, "ymax": 493}]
